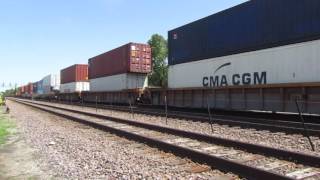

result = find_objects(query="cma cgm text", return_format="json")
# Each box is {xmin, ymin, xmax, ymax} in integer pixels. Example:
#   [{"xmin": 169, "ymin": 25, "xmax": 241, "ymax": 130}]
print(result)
[{"xmin": 203, "ymin": 72, "xmax": 267, "ymax": 87}]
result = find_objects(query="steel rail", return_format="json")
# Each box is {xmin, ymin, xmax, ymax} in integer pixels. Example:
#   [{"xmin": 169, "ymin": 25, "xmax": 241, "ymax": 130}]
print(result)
[
  {"xmin": 14, "ymin": 98, "xmax": 320, "ymax": 167},
  {"xmin": 12, "ymin": 98, "xmax": 296, "ymax": 180},
  {"xmin": 35, "ymin": 99, "xmax": 320, "ymax": 136}
]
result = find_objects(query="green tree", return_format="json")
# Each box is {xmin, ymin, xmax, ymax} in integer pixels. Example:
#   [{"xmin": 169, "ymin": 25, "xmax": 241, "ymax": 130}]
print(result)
[
  {"xmin": 148, "ymin": 34, "xmax": 168, "ymax": 87},
  {"xmin": 0, "ymin": 93, "xmax": 3, "ymax": 105},
  {"xmin": 3, "ymin": 88, "xmax": 16, "ymax": 98}
]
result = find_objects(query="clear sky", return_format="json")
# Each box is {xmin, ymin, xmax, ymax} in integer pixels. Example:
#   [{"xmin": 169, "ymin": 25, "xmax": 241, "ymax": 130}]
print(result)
[{"xmin": 0, "ymin": 0, "xmax": 247, "ymax": 91}]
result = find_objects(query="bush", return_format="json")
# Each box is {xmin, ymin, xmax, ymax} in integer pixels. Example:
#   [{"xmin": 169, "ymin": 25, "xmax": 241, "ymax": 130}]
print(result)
[{"xmin": 0, "ymin": 94, "xmax": 3, "ymax": 106}]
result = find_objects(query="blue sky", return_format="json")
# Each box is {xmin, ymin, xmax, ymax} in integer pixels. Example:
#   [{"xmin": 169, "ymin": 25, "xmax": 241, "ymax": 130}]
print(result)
[{"xmin": 0, "ymin": 0, "xmax": 247, "ymax": 91}]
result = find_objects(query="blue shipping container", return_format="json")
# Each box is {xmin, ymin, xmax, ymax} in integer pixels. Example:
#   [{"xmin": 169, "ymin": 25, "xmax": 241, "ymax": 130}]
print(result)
[
  {"xmin": 168, "ymin": 0, "xmax": 320, "ymax": 65},
  {"xmin": 32, "ymin": 82, "xmax": 38, "ymax": 94},
  {"xmin": 37, "ymin": 80, "xmax": 44, "ymax": 95}
]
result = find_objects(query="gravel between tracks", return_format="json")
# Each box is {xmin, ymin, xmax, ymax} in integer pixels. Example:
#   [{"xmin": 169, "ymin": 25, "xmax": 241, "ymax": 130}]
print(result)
[
  {"xmin": 35, "ymin": 100, "xmax": 320, "ymax": 156},
  {"xmin": 7, "ymin": 100, "xmax": 237, "ymax": 179}
]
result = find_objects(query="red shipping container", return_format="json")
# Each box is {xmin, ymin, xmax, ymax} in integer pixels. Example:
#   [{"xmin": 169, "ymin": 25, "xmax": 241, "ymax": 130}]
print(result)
[
  {"xmin": 25, "ymin": 85, "xmax": 28, "ymax": 94},
  {"xmin": 61, "ymin": 64, "xmax": 88, "ymax": 84},
  {"xmin": 28, "ymin": 83, "xmax": 33, "ymax": 95},
  {"xmin": 88, "ymin": 42, "xmax": 152, "ymax": 79},
  {"xmin": 24, "ymin": 83, "xmax": 33, "ymax": 95},
  {"xmin": 20, "ymin": 86, "xmax": 24, "ymax": 93},
  {"xmin": 21, "ymin": 85, "xmax": 26, "ymax": 93}
]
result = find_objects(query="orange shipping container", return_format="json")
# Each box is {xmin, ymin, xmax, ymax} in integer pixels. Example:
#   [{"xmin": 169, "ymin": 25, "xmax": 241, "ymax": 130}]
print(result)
[
  {"xmin": 88, "ymin": 42, "xmax": 152, "ymax": 79},
  {"xmin": 60, "ymin": 64, "xmax": 88, "ymax": 84}
]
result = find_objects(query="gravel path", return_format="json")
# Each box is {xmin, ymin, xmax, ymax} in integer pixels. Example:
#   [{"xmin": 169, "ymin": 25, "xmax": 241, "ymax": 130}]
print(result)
[
  {"xmin": 7, "ymin": 100, "xmax": 238, "ymax": 179},
  {"xmin": 33, "ymin": 100, "xmax": 320, "ymax": 156},
  {"xmin": 0, "ymin": 108, "xmax": 51, "ymax": 179}
]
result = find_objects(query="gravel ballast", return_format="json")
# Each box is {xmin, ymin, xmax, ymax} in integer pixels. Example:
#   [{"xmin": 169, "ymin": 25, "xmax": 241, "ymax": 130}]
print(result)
[
  {"xmin": 7, "ymin": 100, "xmax": 237, "ymax": 179},
  {"xmin": 30, "ymin": 100, "xmax": 320, "ymax": 156}
]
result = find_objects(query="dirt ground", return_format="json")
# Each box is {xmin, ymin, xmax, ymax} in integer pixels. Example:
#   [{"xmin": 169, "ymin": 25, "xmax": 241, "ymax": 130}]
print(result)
[{"xmin": 0, "ymin": 110, "xmax": 50, "ymax": 180}]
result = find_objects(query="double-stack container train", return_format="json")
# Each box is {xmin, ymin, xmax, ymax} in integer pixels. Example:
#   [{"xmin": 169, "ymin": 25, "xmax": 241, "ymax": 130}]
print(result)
[
  {"xmin": 60, "ymin": 64, "xmax": 89, "ymax": 93},
  {"xmin": 33, "ymin": 74, "xmax": 61, "ymax": 98},
  {"xmin": 18, "ymin": 83, "xmax": 33, "ymax": 98},
  {"xmin": 15, "ymin": 0, "xmax": 320, "ymax": 114},
  {"xmin": 149, "ymin": 0, "xmax": 320, "ymax": 114},
  {"xmin": 42, "ymin": 74, "xmax": 60, "ymax": 94},
  {"xmin": 88, "ymin": 42, "xmax": 151, "ymax": 92},
  {"xmin": 19, "ymin": 74, "xmax": 61, "ymax": 99},
  {"xmin": 83, "ymin": 42, "xmax": 152, "ymax": 105},
  {"xmin": 57, "ymin": 64, "xmax": 90, "ymax": 102}
]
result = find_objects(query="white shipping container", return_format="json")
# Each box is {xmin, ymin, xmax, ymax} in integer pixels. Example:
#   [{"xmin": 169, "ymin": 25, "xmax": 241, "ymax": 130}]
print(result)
[
  {"xmin": 60, "ymin": 81, "xmax": 90, "ymax": 93},
  {"xmin": 169, "ymin": 39, "xmax": 320, "ymax": 89},
  {"xmin": 42, "ymin": 74, "xmax": 60, "ymax": 94},
  {"xmin": 90, "ymin": 73, "xmax": 148, "ymax": 92},
  {"xmin": 43, "ymin": 85, "xmax": 52, "ymax": 94}
]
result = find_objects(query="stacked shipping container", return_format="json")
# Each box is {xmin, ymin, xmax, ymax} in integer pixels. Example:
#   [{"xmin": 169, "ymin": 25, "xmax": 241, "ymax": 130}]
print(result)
[
  {"xmin": 61, "ymin": 64, "xmax": 88, "ymax": 84},
  {"xmin": 88, "ymin": 43, "xmax": 151, "ymax": 92},
  {"xmin": 32, "ymin": 82, "xmax": 38, "ymax": 94},
  {"xmin": 60, "ymin": 64, "xmax": 89, "ymax": 93},
  {"xmin": 168, "ymin": 0, "xmax": 320, "ymax": 89},
  {"xmin": 90, "ymin": 73, "xmax": 148, "ymax": 92},
  {"xmin": 29, "ymin": 74, "xmax": 60, "ymax": 96},
  {"xmin": 19, "ymin": 83, "xmax": 33, "ymax": 97},
  {"xmin": 169, "ymin": 40, "xmax": 320, "ymax": 88},
  {"xmin": 89, "ymin": 43, "xmax": 151, "ymax": 79},
  {"xmin": 26, "ymin": 83, "xmax": 33, "ymax": 96},
  {"xmin": 37, "ymin": 80, "xmax": 44, "ymax": 94},
  {"xmin": 42, "ymin": 74, "xmax": 60, "ymax": 94},
  {"xmin": 169, "ymin": 0, "xmax": 320, "ymax": 65}
]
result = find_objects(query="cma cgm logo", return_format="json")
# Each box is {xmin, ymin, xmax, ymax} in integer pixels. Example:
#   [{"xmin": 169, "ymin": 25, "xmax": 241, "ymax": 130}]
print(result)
[{"xmin": 202, "ymin": 62, "xmax": 267, "ymax": 87}]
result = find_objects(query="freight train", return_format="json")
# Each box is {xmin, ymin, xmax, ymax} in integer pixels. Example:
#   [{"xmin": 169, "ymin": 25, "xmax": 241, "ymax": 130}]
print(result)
[{"xmin": 16, "ymin": 0, "xmax": 320, "ymax": 114}]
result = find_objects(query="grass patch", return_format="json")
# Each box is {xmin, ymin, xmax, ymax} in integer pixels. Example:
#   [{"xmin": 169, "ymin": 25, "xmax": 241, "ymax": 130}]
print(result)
[{"xmin": 0, "ymin": 111, "xmax": 14, "ymax": 145}]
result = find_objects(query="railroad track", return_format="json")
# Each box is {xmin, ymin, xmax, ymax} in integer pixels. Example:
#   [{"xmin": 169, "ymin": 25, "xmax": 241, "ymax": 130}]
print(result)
[
  {"xmin": 11, "ymin": 98, "xmax": 320, "ymax": 179},
  {"xmin": 36, "ymin": 99, "xmax": 320, "ymax": 136}
]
